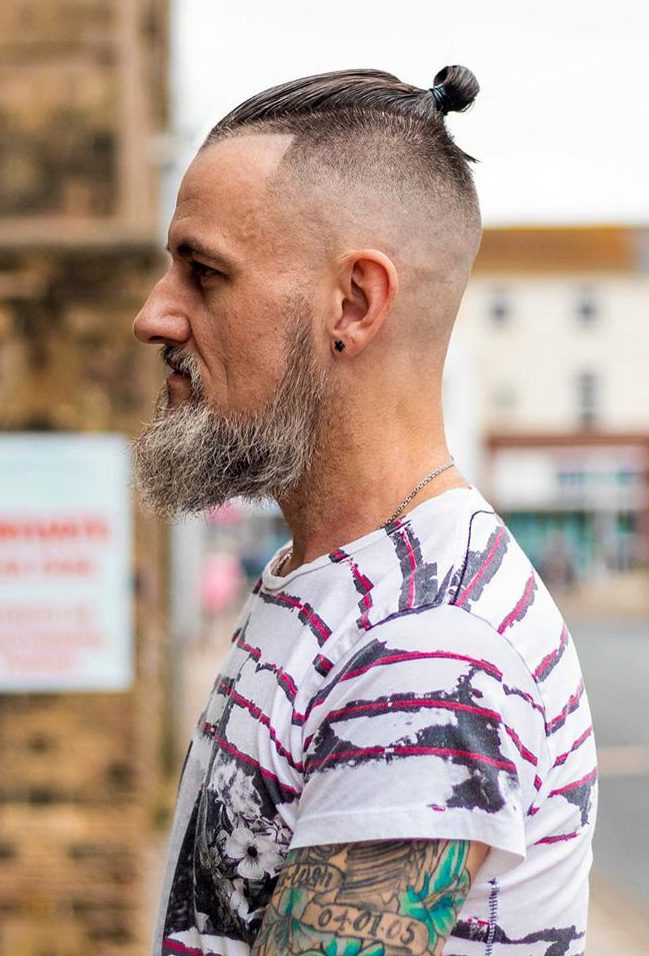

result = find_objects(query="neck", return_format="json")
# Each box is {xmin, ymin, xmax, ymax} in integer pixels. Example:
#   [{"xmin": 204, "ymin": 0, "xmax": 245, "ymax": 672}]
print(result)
[{"xmin": 274, "ymin": 394, "xmax": 470, "ymax": 574}]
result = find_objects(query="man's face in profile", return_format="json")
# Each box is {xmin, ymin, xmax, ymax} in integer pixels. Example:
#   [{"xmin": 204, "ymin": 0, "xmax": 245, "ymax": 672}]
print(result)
[{"xmin": 131, "ymin": 135, "xmax": 333, "ymax": 517}]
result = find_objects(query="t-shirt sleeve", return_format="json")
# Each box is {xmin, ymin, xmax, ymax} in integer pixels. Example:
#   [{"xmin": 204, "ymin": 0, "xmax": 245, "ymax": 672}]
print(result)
[{"xmin": 290, "ymin": 603, "xmax": 548, "ymax": 882}]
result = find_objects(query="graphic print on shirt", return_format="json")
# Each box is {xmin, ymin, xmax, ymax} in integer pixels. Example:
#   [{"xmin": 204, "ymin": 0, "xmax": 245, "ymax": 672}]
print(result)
[
  {"xmin": 454, "ymin": 913, "xmax": 585, "ymax": 956},
  {"xmin": 304, "ymin": 648, "xmax": 519, "ymax": 815},
  {"xmin": 155, "ymin": 490, "xmax": 597, "ymax": 956},
  {"xmin": 330, "ymin": 546, "xmax": 376, "ymax": 631},
  {"xmin": 389, "ymin": 515, "xmax": 457, "ymax": 611},
  {"xmin": 163, "ymin": 625, "xmax": 297, "ymax": 950},
  {"xmin": 453, "ymin": 519, "xmax": 511, "ymax": 610}
]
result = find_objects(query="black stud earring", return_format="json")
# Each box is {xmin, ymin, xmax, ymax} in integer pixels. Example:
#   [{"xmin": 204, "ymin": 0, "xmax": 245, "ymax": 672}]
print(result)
[{"xmin": 333, "ymin": 340, "xmax": 345, "ymax": 352}]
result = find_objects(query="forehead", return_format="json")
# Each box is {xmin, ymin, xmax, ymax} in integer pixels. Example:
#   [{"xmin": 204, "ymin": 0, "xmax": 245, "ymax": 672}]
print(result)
[{"xmin": 169, "ymin": 133, "xmax": 294, "ymax": 253}]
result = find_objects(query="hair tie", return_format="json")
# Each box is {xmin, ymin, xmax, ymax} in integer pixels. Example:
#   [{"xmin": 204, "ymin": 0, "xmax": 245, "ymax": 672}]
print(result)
[{"xmin": 429, "ymin": 84, "xmax": 449, "ymax": 113}]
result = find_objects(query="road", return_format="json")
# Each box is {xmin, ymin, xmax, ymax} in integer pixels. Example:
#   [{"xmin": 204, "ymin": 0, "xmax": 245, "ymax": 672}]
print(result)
[{"xmin": 568, "ymin": 615, "xmax": 649, "ymax": 912}]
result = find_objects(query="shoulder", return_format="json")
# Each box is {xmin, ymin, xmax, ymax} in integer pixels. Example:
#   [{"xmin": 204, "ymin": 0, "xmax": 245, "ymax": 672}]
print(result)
[
  {"xmin": 448, "ymin": 503, "xmax": 575, "ymax": 689},
  {"xmin": 367, "ymin": 602, "xmax": 542, "ymax": 710},
  {"xmin": 307, "ymin": 601, "xmax": 547, "ymax": 753}
]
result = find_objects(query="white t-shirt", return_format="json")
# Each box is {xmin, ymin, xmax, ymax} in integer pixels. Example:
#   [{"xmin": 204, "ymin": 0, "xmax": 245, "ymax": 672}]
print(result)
[{"xmin": 153, "ymin": 484, "xmax": 597, "ymax": 956}]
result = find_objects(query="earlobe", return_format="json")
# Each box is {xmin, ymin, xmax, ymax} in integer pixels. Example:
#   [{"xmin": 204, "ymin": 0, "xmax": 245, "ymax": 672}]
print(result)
[{"xmin": 332, "ymin": 250, "xmax": 398, "ymax": 356}]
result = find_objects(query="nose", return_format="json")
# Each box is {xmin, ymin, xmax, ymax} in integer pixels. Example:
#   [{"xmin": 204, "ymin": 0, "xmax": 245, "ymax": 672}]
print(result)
[{"xmin": 133, "ymin": 272, "xmax": 192, "ymax": 345}]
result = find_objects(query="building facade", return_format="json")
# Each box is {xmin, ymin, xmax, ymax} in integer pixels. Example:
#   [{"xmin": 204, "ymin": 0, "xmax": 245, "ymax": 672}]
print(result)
[
  {"xmin": 459, "ymin": 227, "xmax": 649, "ymax": 584},
  {"xmin": 0, "ymin": 2, "xmax": 170, "ymax": 954}
]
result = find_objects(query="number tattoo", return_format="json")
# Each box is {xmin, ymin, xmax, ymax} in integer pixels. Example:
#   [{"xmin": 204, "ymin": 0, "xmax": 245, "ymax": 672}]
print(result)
[{"xmin": 251, "ymin": 839, "xmax": 477, "ymax": 956}]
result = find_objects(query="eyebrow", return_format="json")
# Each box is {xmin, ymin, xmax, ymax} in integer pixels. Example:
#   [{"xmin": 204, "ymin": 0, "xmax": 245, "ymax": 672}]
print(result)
[{"xmin": 165, "ymin": 238, "xmax": 236, "ymax": 272}]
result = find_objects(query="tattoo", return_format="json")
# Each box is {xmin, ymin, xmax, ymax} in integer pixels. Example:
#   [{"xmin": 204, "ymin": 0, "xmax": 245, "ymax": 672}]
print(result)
[{"xmin": 251, "ymin": 840, "xmax": 473, "ymax": 956}]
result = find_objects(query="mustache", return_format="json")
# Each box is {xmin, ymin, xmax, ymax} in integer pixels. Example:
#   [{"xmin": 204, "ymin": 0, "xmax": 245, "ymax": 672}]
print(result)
[{"xmin": 160, "ymin": 345, "xmax": 203, "ymax": 395}]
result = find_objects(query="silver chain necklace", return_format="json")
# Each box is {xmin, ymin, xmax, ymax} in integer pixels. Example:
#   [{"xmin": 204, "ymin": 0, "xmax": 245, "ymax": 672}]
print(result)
[{"xmin": 274, "ymin": 456, "xmax": 456, "ymax": 576}]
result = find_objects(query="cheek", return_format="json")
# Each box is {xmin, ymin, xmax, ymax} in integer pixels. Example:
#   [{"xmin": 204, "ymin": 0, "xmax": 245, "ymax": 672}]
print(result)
[{"xmin": 219, "ymin": 293, "xmax": 289, "ymax": 408}]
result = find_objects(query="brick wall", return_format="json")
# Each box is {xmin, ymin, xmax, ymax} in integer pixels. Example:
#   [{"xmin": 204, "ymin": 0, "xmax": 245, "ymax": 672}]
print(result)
[{"xmin": 0, "ymin": 2, "xmax": 171, "ymax": 954}]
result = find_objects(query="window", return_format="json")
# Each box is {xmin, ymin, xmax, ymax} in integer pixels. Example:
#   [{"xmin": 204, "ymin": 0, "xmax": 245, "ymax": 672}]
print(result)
[
  {"xmin": 576, "ymin": 371, "xmax": 598, "ymax": 428},
  {"xmin": 489, "ymin": 291, "xmax": 510, "ymax": 325},
  {"xmin": 492, "ymin": 385, "xmax": 517, "ymax": 409},
  {"xmin": 576, "ymin": 289, "xmax": 598, "ymax": 324}
]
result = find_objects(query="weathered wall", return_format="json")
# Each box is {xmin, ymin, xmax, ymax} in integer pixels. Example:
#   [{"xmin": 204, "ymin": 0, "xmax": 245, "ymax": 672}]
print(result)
[{"xmin": 0, "ymin": 2, "xmax": 170, "ymax": 953}]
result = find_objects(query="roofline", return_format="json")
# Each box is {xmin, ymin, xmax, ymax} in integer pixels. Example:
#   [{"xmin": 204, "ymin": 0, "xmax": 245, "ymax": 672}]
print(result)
[{"xmin": 474, "ymin": 225, "xmax": 649, "ymax": 274}]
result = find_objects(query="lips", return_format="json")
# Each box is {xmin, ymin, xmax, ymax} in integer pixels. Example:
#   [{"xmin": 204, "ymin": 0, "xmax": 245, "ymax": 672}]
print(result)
[
  {"xmin": 161, "ymin": 347, "xmax": 200, "ymax": 397},
  {"xmin": 162, "ymin": 346, "xmax": 192, "ymax": 378},
  {"xmin": 166, "ymin": 363, "xmax": 188, "ymax": 376},
  {"xmin": 165, "ymin": 356, "xmax": 194, "ymax": 382},
  {"xmin": 165, "ymin": 370, "xmax": 193, "ymax": 403}
]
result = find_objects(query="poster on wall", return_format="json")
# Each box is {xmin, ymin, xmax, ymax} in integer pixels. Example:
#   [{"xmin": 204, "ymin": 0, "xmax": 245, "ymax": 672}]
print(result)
[{"xmin": 0, "ymin": 433, "xmax": 133, "ymax": 692}]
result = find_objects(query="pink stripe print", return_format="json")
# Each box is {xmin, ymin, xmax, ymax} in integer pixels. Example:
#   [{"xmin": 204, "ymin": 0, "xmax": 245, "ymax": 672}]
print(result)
[
  {"xmin": 163, "ymin": 940, "xmax": 218, "ymax": 956},
  {"xmin": 504, "ymin": 723, "xmax": 538, "ymax": 766},
  {"xmin": 236, "ymin": 635, "xmax": 299, "ymax": 700},
  {"xmin": 358, "ymin": 594, "xmax": 372, "ymax": 631},
  {"xmin": 314, "ymin": 654, "xmax": 334, "ymax": 676},
  {"xmin": 548, "ymin": 767, "xmax": 597, "ymax": 798},
  {"xmin": 307, "ymin": 743, "xmax": 517, "ymax": 774},
  {"xmin": 273, "ymin": 592, "xmax": 331, "ymax": 643},
  {"xmin": 546, "ymin": 679, "xmax": 585, "ymax": 734},
  {"xmin": 399, "ymin": 528, "xmax": 417, "ymax": 608},
  {"xmin": 454, "ymin": 525, "xmax": 506, "ymax": 607},
  {"xmin": 504, "ymin": 684, "xmax": 546, "ymax": 719},
  {"xmin": 535, "ymin": 831, "xmax": 580, "ymax": 845},
  {"xmin": 341, "ymin": 649, "xmax": 504, "ymax": 684},
  {"xmin": 221, "ymin": 685, "xmax": 304, "ymax": 773},
  {"xmin": 236, "ymin": 635, "xmax": 261, "ymax": 660},
  {"xmin": 296, "ymin": 649, "xmax": 504, "ymax": 727},
  {"xmin": 200, "ymin": 721, "xmax": 300, "ymax": 799},
  {"xmin": 293, "ymin": 651, "xmax": 503, "ymax": 725},
  {"xmin": 325, "ymin": 696, "xmax": 503, "ymax": 725},
  {"xmin": 533, "ymin": 624, "xmax": 569, "ymax": 682},
  {"xmin": 352, "ymin": 564, "xmax": 374, "ymax": 595},
  {"xmin": 303, "ymin": 731, "xmax": 315, "ymax": 752},
  {"xmin": 553, "ymin": 726, "xmax": 594, "ymax": 767},
  {"xmin": 348, "ymin": 558, "xmax": 375, "ymax": 629},
  {"xmin": 497, "ymin": 572, "xmax": 536, "ymax": 634}
]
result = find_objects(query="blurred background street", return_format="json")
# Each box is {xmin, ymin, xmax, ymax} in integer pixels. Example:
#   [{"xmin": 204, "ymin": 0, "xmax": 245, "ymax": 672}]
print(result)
[
  {"xmin": 570, "ymin": 612, "xmax": 649, "ymax": 954},
  {"xmin": 2, "ymin": 1, "xmax": 649, "ymax": 954},
  {"xmin": 573, "ymin": 614, "xmax": 649, "ymax": 911}
]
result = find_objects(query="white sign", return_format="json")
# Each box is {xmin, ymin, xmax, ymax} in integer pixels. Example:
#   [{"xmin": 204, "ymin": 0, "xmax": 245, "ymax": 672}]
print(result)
[{"xmin": 0, "ymin": 434, "xmax": 133, "ymax": 692}]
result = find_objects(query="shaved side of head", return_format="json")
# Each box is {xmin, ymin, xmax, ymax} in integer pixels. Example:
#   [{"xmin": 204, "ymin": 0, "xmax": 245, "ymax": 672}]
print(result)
[
  {"xmin": 201, "ymin": 66, "xmax": 482, "ymax": 365},
  {"xmin": 273, "ymin": 120, "xmax": 482, "ymax": 361}
]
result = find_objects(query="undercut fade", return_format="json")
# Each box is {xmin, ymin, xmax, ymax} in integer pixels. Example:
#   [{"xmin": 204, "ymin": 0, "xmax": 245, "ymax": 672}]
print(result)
[{"xmin": 201, "ymin": 65, "xmax": 481, "ymax": 234}]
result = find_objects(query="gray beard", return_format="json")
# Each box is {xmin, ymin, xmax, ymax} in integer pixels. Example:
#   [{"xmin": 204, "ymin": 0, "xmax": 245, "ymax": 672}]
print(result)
[{"xmin": 131, "ymin": 311, "xmax": 330, "ymax": 518}]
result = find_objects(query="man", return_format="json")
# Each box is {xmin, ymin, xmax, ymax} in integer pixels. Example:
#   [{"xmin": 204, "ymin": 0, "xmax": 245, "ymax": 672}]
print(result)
[{"xmin": 133, "ymin": 64, "xmax": 597, "ymax": 956}]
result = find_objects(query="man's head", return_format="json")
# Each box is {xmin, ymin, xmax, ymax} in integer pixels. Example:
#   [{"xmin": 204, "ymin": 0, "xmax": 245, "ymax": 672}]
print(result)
[{"xmin": 132, "ymin": 65, "xmax": 482, "ymax": 517}]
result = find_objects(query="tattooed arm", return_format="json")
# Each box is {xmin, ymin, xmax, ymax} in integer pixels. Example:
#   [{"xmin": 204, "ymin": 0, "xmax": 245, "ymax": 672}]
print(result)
[{"xmin": 251, "ymin": 839, "xmax": 489, "ymax": 956}]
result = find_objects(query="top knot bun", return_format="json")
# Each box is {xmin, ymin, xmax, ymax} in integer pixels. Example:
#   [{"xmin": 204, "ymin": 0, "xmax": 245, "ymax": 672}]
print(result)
[{"xmin": 430, "ymin": 65, "xmax": 479, "ymax": 115}]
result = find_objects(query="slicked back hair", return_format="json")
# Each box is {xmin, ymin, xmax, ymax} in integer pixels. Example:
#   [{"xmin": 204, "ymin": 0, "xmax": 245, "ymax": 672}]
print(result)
[{"xmin": 201, "ymin": 66, "xmax": 482, "ymax": 235}]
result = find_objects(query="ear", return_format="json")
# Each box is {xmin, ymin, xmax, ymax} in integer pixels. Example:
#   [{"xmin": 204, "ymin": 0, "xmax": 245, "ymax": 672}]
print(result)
[{"xmin": 332, "ymin": 250, "xmax": 398, "ymax": 357}]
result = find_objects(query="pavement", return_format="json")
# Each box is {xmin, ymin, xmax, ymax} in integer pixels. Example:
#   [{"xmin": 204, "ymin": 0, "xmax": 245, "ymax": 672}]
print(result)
[
  {"xmin": 570, "ymin": 609, "xmax": 649, "ymax": 954},
  {"xmin": 588, "ymin": 872, "xmax": 649, "ymax": 954}
]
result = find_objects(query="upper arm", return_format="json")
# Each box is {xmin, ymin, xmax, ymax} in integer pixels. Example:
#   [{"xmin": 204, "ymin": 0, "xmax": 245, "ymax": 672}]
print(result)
[{"xmin": 251, "ymin": 838, "xmax": 489, "ymax": 956}]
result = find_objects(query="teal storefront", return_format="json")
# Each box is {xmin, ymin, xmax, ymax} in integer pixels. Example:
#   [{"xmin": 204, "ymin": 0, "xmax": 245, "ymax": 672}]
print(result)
[{"xmin": 504, "ymin": 509, "xmax": 639, "ymax": 580}]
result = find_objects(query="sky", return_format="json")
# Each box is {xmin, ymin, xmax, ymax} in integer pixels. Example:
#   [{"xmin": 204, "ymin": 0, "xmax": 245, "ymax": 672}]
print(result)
[{"xmin": 170, "ymin": 0, "xmax": 649, "ymax": 227}]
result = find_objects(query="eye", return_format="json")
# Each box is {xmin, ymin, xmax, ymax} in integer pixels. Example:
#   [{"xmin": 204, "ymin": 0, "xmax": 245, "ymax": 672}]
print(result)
[{"xmin": 190, "ymin": 260, "xmax": 223, "ymax": 281}]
